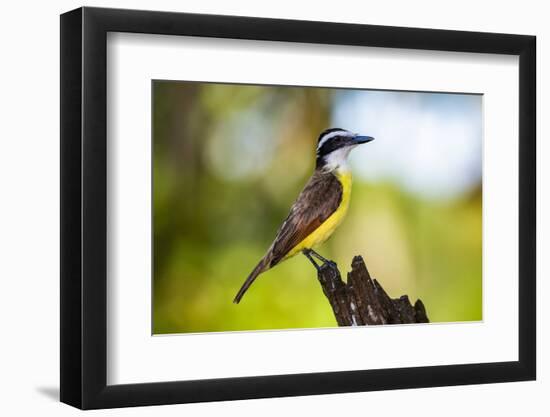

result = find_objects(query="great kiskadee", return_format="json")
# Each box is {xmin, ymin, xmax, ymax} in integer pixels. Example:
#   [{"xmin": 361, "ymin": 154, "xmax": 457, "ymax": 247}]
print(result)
[{"xmin": 233, "ymin": 128, "xmax": 374, "ymax": 303}]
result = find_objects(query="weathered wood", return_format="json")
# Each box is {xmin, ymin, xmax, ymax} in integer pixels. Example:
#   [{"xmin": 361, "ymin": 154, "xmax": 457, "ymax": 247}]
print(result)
[{"xmin": 317, "ymin": 255, "xmax": 429, "ymax": 326}]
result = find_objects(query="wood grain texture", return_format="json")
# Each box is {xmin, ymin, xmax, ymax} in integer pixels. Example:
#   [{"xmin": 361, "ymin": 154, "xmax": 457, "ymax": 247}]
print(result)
[{"xmin": 317, "ymin": 256, "xmax": 429, "ymax": 326}]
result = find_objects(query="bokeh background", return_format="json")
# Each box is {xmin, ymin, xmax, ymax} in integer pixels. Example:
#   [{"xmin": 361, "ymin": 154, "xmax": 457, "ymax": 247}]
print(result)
[{"xmin": 152, "ymin": 80, "xmax": 482, "ymax": 334}]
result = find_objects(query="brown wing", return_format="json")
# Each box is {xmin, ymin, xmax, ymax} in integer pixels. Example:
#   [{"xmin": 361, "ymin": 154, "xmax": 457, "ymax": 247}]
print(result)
[{"xmin": 268, "ymin": 170, "xmax": 343, "ymax": 267}]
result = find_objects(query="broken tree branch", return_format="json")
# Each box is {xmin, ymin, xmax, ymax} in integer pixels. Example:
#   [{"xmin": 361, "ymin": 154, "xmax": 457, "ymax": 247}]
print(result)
[{"xmin": 317, "ymin": 255, "xmax": 429, "ymax": 326}]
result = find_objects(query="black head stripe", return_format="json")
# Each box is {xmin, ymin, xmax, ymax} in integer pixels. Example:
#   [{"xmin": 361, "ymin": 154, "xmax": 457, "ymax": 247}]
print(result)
[
  {"xmin": 317, "ymin": 137, "xmax": 345, "ymax": 157},
  {"xmin": 317, "ymin": 129, "xmax": 353, "ymax": 154},
  {"xmin": 317, "ymin": 128, "xmax": 346, "ymax": 145},
  {"xmin": 315, "ymin": 128, "xmax": 355, "ymax": 169}
]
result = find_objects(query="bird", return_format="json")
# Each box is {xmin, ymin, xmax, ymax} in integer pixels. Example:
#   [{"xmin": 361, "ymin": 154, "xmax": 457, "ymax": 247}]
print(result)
[{"xmin": 233, "ymin": 128, "xmax": 374, "ymax": 304}]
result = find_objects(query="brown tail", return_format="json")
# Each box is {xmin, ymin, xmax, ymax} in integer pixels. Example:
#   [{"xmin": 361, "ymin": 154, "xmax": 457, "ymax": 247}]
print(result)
[{"xmin": 233, "ymin": 257, "xmax": 269, "ymax": 304}]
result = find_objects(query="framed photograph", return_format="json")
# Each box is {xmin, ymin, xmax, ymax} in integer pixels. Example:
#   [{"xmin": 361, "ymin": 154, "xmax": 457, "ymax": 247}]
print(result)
[{"xmin": 60, "ymin": 6, "xmax": 536, "ymax": 409}]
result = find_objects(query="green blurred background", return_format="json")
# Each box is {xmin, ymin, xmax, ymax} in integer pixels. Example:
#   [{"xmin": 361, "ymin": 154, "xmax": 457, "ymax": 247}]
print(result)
[{"xmin": 152, "ymin": 80, "xmax": 482, "ymax": 334}]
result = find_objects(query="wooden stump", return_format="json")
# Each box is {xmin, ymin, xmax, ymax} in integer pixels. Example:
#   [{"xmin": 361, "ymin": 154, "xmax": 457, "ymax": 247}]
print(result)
[{"xmin": 317, "ymin": 255, "xmax": 429, "ymax": 326}]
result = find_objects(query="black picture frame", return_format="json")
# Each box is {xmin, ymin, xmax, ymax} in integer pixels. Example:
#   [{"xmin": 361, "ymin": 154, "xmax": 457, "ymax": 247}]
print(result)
[{"xmin": 60, "ymin": 6, "xmax": 536, "ymax": 410}]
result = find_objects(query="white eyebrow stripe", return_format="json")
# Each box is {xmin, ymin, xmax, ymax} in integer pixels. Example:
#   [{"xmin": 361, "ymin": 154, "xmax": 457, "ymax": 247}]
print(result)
[{"xmin": 317, "ymin": 130, "xmax": 353, "ymax": 151}]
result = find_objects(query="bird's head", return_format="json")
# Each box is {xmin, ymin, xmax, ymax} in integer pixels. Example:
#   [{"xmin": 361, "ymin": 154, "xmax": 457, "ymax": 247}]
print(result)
[{"xmin": 315, "ymin": 128, "xmax": 374, "ymax": 172}]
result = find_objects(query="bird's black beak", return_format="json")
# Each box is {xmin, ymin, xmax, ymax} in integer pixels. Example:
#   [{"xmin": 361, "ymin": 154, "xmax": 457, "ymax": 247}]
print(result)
[{"xmin": 352, "ymin": 135, "xmax": 375, "ymax": 145}]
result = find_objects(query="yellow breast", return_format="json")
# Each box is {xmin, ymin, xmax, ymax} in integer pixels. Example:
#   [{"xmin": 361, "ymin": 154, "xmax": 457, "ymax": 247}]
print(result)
[{"xmin": 285, "ymin": 170, "xmax": 352, "ymax": 258}]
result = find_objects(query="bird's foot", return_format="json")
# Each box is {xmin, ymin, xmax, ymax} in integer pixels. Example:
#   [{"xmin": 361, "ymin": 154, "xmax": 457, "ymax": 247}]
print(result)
[
  {"xmin": 309, "ymin": 249, "xmax": 330, "ymax": 263},
  {"xmin": 302, "ymin": 249, "xmax": 320, "ymax": 270},
  {"xmin": 302, "ymin": 249, "xmax": 336, "ymax": 271}
]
